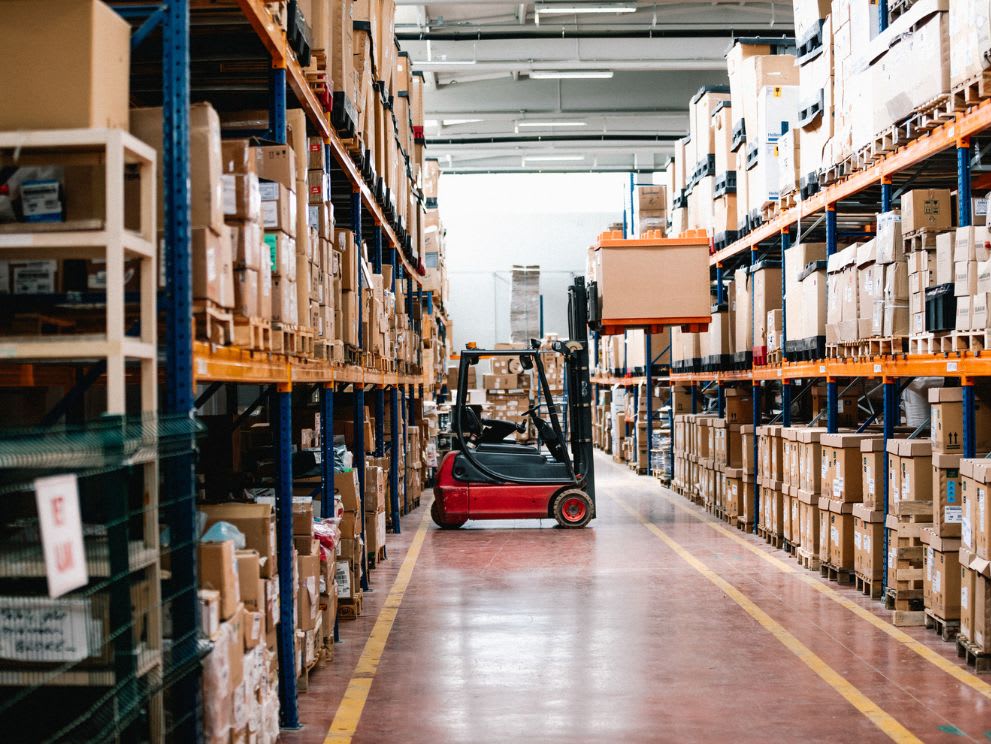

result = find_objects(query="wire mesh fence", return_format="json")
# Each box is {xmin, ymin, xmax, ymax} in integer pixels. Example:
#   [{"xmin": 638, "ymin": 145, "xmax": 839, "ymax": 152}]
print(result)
[{"xmin": 0, "ymin": 413, "xmax": 205, "ymax": 743}]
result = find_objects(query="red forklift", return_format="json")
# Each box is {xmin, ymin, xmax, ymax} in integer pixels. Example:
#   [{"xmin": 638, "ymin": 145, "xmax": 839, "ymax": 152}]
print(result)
[{"xmin": 432, "ymin": 278, "xmax": 596, "ymax": 529}]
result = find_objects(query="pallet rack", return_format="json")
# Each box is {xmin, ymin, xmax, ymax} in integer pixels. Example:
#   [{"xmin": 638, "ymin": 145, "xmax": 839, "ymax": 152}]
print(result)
[
  {"xmin": 667, "ymin": 92, "xmax": 991, "ymax": 599},
  {"xmin": 0, "ymin": 0, "xmax": 438, "ymax": 738}
]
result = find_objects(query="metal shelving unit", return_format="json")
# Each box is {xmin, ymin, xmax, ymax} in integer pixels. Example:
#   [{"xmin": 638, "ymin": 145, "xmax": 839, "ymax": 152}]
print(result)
[{"xmin": 666, "ymin": 89, "xmax": 991, "ymax": 595}]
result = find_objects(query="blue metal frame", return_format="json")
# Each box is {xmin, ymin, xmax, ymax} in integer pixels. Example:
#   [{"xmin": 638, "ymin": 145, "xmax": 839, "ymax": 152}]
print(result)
[
  {"xmin": 717, "ymin": 384, "xmax": 725, "ymax": 418},
  {"xmin": 271, "ymin": 67, "xmax": 287, "ymax": 144},
  {"xmin": 390, "ymin": 386, "xmax": 402, "ymax": 532},
  {"xmin": 355, "ymin": 387, "xmax": 369, "ymax": 590},
  {"xmin": 401, "ymin": 386, "xmax": 409, "ymax": 511},
  {"xmin": 964, "ymin": 384, "xmax": 977, "ymax": 458},
  {"xmin": 667, "ymin": 385, "xmax": 675, "ymax": 481},
  {"xmin": 751, "ymin": 383, "xmax": 761, "ymax": 534},
  {"xmin": 881, "ymin": 381, "xmax": 898, "ymax": 595},
  {"xmin": 321, "ymin": 385, "xmax": 335, "ymax": 518},
  {"xmin": 715, "ymin": 263, "xmax": 724, "ymax": 305},
  {"xmin": 645, "ymin": 334, "xmax": 653, "ymax": 474},
  {"xmin": 690, "ymin": 384, "xmax": 698, "ymax": 414},
  {"xmin": 825, "ymin": 205, "xmax": 839, "ymax": 433},
  {"xmin": 780, "ymin": 228, "xmax": 789, "ymax": 361},
  {"xmin": 273, "ymin": 388, "xmax": 301, "ymax": 728},
  {"xmin": 959, "ymin": 140, "xmax": 973, "ymax": 227},
  {"xmin": 880, "ymin": 178, "xmax": 893, "ymax": 214}
]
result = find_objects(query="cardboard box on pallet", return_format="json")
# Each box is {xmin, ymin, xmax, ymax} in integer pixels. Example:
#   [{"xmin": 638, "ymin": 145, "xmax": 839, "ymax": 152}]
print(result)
[
  {"xmin": 861, "ymin": 438, "xmax": 886, "ymax": 510},
  {"xmin": 887, "ymin": 439, "xmax": 934, "ymax": 517},
  {"xmin": 821, "ymin": 433, "xmax": 878, "ymax": 503},
  {"xmin": 970, "ymin": 557, "xmax": 991, "ymax": 651},
  {"xmin": 960, "ymin": 551, "xmax": 977, "ymax": 643},
  {"xmin": 199, "ymin": 540, "xmax": 241, "ymax": 621},
  {"xmin": 901, "ymin": 189, "xmax": 952, "ymax": 234},
  {"xmin": 817, "ymin": 497, "xmax": 832, "ymax": 564},
  {"xmin": 930, "ymin": 387, "xmax": 991, "ymax": 455},
  {"xmin": 961, "ymin": 458, "xmax": 991, "ymax": 558},
  {"xmin": 828, "ymin": 500, "xmax": 856, "ymax": 570},
  {"xmin": 922, "ymin": 529, "xmax": 962, "ymax": 620},
  {"xmin": 796, "ymin": 428, "xmax": 825, "ymax": 494},
  {"xmin": 933, "ymin": 453, "xmax": 963, "ymax": 538},
  {"xmin": 853, "ymin": 503, "xmax": 886, "ymax": 582}
]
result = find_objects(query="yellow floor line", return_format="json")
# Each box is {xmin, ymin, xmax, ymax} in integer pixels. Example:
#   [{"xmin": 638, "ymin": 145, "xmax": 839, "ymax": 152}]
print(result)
[
  {"xmin": 611, "ymin": 496, "xmax": 922, "ymax": 744},
  {"xmin": 324, "ymin": 503, "xmax": 433, "ymax": 743},
  {"xmin": 651, "ymin": 487, "xmax": 991, "ymax": 700}
]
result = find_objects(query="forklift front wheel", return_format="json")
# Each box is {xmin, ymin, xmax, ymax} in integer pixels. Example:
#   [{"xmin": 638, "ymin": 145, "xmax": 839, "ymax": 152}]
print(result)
[
  {"xmin": 431, "ymin": 499, "xmax": 467, "ymax": 529},
  {"xmin": 553, "ymin": 490, "xmax": 594, "ymax": 528}
]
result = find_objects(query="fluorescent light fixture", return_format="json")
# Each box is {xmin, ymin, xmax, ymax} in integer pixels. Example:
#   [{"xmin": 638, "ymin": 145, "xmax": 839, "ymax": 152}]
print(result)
[
  {"xmin": 416, "ymin": 59, "xmax": 477, "ymax": 66},
  {"xmin": 441, "ymin": 118, "xmax": 483, "ymax": 126},
  {"xmin": 522, "ymin": 155, "xmax": 586, "ymax": 162},
  {"xmin": 516, "ymin": 121, "xmax": 588, "ymax": 128},
  {"xmin": 529, "ymin": 70, "xmax": 614, "ymax": 79},
  {"xmin": 536, "ymin": 2, "xmax": 637, "ymax": 13}
]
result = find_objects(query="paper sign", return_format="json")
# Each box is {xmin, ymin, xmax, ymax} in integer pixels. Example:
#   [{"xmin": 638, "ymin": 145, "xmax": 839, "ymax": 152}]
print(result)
[{"xmin": 34, "ymin": 474, "xmax": 87, "ymax": 598}]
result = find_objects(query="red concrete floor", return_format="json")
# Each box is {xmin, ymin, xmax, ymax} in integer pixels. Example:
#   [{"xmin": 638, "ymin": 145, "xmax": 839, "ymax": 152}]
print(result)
[{"xmin": 283, "ymin": 453, "xmax": 991, "ymax": 743}]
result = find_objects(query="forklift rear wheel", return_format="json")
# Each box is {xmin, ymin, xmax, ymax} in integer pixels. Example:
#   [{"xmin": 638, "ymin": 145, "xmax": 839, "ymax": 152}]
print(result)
[
  {"xmin": 553, "ymin": 490, "xmax": 594, "ymax": 528},
  {"xmin": 431, "ymin": 499, "xmax": 466, "ymax": 529}
]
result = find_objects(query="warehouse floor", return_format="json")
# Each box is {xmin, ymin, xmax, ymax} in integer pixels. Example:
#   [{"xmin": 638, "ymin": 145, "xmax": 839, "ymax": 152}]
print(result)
[{"xmin": 286, "ymin": 453, "xmax": 991, "ymax": 743}]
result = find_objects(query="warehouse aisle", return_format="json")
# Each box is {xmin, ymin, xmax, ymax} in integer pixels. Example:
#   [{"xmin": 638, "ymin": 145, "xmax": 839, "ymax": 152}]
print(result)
[{"xmin": 286, "ymin": 453, "xmax": 991, "ymax": 744}]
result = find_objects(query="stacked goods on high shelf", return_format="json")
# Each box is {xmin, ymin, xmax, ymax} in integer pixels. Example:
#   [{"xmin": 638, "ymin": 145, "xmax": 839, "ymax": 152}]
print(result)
[
  {"xmin": 483, "ymin": 343, "xmax": 535, "ymax": 443},
  {"xmin": 420, "ymin": 160, "xmax": 452, "ymax": 394},
  {"xmin": 636, "ymin": 185, "xmax": 668, "ymax": 236}
]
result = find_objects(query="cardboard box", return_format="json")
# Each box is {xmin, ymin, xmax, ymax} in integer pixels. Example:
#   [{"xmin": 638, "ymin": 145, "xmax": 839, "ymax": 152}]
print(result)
[
  {"xmin": 861, "ymin": 438, "xmax": 886, "ymax": 510},
  {"xmin": 242, "ymin": 606, "xmax": 264, "ymax": 650},
  {"xmin": 922, "ymin": 530, "xmax": 962, "ymax": 620},
  {"xmin": 198, "ymin": 540, "xmax": 241, "ymax": 621},
  {"xmin": 0, "ymin": 1, "xmax": 130, "ymax": 131},
  {"xmin": 200, "ymin": 503, "xmax": 277, "ymax": 578},
  {"xmin": 900, "ymin": 189, "xmax": 952, "ymax": 233},
  {"xmin": 292, "ymin": 497, "xmax": 314, "ymax": 536},
  {"xmin": 222, "ymin": 173, "xmax": 262, "ymax": 222},
  {"xmin": 254, "ymin": 145, "xmax": 296, "ymax": 189},
  {"xmin": 961, "ymin": 559, "xmax": 977, "ymax": 642},
  {"xmin": 235, "ymin": 549, "xmax": 262, "ymax": 612},
  {"xmin": 198, "ymin": 589, "xmax": 221, "ymax": 640},
  {"xmin": 930, "ymin": 387, "xmax": 991, "ymax": 455},
  {"xmin": 828, "ymin": 501, "xmax": 855, "ymax": 570},
  {"xmin": 821, "ymin": 433, "xmax": 878, "ymax": 502},
  {"xmin": 297, "ymin": 550, "xmax": 320, "ymax": 631},
  {"xmin": 483, "ymin": 373, "xmax": 524, "ymax": 391}
]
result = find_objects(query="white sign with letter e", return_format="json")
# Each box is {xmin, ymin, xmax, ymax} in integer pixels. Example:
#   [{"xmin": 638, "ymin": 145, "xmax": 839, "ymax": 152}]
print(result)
[{"xmin": 34, "ymin": 474, "xmax": 88, "ymax": 598}]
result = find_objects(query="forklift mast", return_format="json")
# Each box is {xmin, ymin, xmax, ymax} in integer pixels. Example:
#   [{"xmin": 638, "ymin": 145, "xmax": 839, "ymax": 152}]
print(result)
[{"xmin": 567, "ymin": 277, "xmax": 595, "ymax": 500}]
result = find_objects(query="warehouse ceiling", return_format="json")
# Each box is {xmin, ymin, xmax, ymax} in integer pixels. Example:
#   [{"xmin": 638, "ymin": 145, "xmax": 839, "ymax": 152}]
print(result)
[{"xmin": 397, "ymin": 0, "xmax": 794, "ymax": 173}]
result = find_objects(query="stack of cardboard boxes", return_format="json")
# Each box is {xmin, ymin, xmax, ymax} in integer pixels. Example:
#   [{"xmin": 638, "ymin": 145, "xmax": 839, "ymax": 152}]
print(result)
[
  {"xmin": 334, "ymin": 469, "xmax": 365, "ymax": 615},
  {"xmin": 636, "ymin": 185, "xmax": 667, "ymax": 235}
]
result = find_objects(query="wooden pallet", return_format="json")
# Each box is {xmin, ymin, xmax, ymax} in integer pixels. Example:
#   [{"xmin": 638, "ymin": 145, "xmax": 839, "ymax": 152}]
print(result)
[
  {"xmin": 855, "ymin": 572, "xmax": 883, "ymax": 599},
  {"xmin": 956, "ymin": 636, "xmax": 991, "ymax": 673},
  {"xmin": 944, "ymin": 330, "xmax": 991, "ymax": 353},
  {"xmin": 737, "ymin": 518, "xmax": 755, "ymax": 533},
  {"xmin": 797, "ymin": 547, "xmax": 821, "ymax": 572},
  {"xmin": 888, "ymin": 0, "xmax": 919, "ymax": 22},
  {"xmin": 296, "ymin": 646, "xmax": 326, "ymax": 692},
  {"xmin": 193, "ymin": 301, "xmax": 234, "ymax": 345},
  {"xmin": 232, "ymin": 315, "xmax": 272, "ymax": 351},
  {"xmin": 820, "ymin": 561, "xmax": 854, "ymax": 585},
  {"xmin": 296, "ymin": 326, "xmax": 316, "ymax": 358},
  {"xmin": 766, "ymin": 349, "xmax": 783, "ymax": 366},
  {"xmin": 313, "ymin": 339, "xmax": 333, "ymax": 361},
  {"xmin": 885, "ymin": 588, "xmax": 926, "ymax": 626},
  {"xmin": 949, "ymin": 69, "xmax": 991, "ymax": 112},
  {"xmin": 903, "ymin": 93, "xmax": 956, "ymax": 137},
  {"xmin": 901, "ymin": 229, "xmax": 940, "ymax": 253},
  {"xmin": 367, "ymin": 545, "xmax": 387, "ymax": 569},
  {"xmin": 924, "ymin": 609, "xmax": 960, "ymax": 642},
  {"xmin": 859, "ymin": 336, "xmax": 908, "ymax": 357},
  {"xmin": 337, "ymin": 592, "xmax": 364, "ymax": 621},
  {"xmin": 825, "ymin": 341, "xmax": 861, "ymax": 360},
  {"xmin": 908, "ymin": 333, "xmax": 942, "ymax": 355}
]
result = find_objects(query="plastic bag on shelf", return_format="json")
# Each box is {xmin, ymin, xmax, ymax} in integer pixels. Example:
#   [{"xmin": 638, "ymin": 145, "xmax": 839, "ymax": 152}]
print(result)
[{"xmin": 200, "ymin": 520, "xmax": 246, "ymax": 549}]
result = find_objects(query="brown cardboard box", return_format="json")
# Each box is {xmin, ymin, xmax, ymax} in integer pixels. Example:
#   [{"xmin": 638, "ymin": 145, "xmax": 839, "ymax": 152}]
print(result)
[
  {"xmin": 366, "ymin": 509, "xmax": 387, "ymax": 557},
  {"xmin": 255, "ymin": 145, "xmax": 296, "ymax": 189},
  {"xmin": 334, "ymin": 470, "xmax": 361, "ymax": 511},
  {"xmin": 930, "ymin": 387, "xmax": 991, "ymax": 455},
  {"xmin": 364, "ymin": 466, "xmax": 386, "ymax": 513},
  {"xmin": 933, "ymin": 453, "xmax": 963, "ymax": 538},
  {"xmin": 234, "ymin": 268, "xmax": 259, "ymax": 317},
  {"xmin": 201, "ymin": 503, "xmax": 277, "ymax": 578},
  {"xmin": 292, "ymin": 498, "xmax": 314, "ymax": 536},
  {"xmin": 591, "ymin": 237, "xmax": 710, "ymax": 323},
  {"xmin": 483, "ymin": 373, "xmax": 523, "ymax": 390},
  {"xmin": 828, "ymin": 500, "xmax": 855, "ymax": 570},
  {"xmin": 961, "ymin": 557, "xmax": 977, "ymax": 642},
  {"xmin": 853, "ymin": 505, "xmax": 886, "ymax": 581},
  {"xmin": 821, "ymin": 433, "xmax": 877, "ymax": 502},
  {"xmin": 901, "ymin": 189, "xmax": 953, "ymax": 233},
  {"xmin": 198, "ymin": 540, "xmax": 241, "ymax": 621},
  {"xmin": 861, "ymin": 438, "xmax": 886, "ymax": 509},
  {"xmin": 222, "ymin": 173, "xmax": 262, "ymax": 222},
  {"xmin": 724, "ymin": 388, "xmax": 753, "ymax": 425},
  {"xmin": 922, "ymin": 530, "xmax": 962, "ymax": 620},
  {"xmin": 192, "ymin": 227, "xmax": 225, "ymax": 305},
  {"xmin": 235, "ymin": 550, "xmax": 262, "ymax": 611},
  {"xmin": 297, "ymin": 549, "xmax": 320, "ymax": 631},
  {"xmin": 972, "ymin": 561, "xmax": 991, "ymax": 651},
  {"xmin": 242, "ymin": 606, "xmax": 264, "ymax": 651},
  {"xmin": 260, "ymin": 183, "xmax": 296, "ymax": 236},
  {"xmin": 817, "ymin": 497, "xmax": 832, "ymax": 564},
  {"xmin": 222, "ymin": 139, "xmax": 255, "ymax": 175},
  {"xmin": 0, "ymin": 1, "xmax": 130, "ymax": 131}
]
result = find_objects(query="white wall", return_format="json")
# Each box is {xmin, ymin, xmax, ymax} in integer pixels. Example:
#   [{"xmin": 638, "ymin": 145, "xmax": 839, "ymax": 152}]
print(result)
[{"xmin": 439, "ymin": 173, "xmax": 627, "ymax": 354}]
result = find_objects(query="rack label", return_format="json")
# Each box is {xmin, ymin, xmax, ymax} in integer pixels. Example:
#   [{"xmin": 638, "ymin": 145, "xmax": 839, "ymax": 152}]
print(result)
[{"xmin": 34, "ymin": 474, "xmax": 87, "ymax": 598}]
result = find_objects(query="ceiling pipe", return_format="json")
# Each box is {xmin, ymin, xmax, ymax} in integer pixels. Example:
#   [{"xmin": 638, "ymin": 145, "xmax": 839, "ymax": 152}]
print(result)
[
  {"xmin": 426, "ymin": 133, "xmax": 681, "ymax": 145},
  {"xmin": 397, "ymin": 27, "xmax": 792, "ymax": 41}
]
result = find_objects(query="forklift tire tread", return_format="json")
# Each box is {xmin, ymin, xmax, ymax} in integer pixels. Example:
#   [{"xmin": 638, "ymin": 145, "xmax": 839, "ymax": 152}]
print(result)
[{"xmin": 553, "ymin": 490, "xmax": 594, "ymax": 528}]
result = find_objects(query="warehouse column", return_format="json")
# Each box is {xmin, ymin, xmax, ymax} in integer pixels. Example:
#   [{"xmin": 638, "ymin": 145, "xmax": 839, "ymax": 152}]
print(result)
[
  {"xmin": 715, "ymin": 263, "xmax": 724, "ymax": 305},
  {"xmin": 752, "ymin": 381, "xmax": 761, "ymax": 535},
  {"xmin": 355, "ymin": 386, "xmax": 369, "ymax": 590},
  {"xmin": 371, "ymin": 226, "xmax": 385, "ymax": 457},
  {"xmin": 270, "ymin": 66, "xmax": 286, "ymax": 145},
  {"xmin": 691, "ymin": 384, "xmax": 698, "ymax": 414},
  {"xmin": 272, "ymin": 384, "xmax": 300, "ymax": 728},
  {"xmin": 645, "ymin": 333, "xmax": 653, "ymax": 475},
  {"xmin": 826, "ymin": 205, "xmax": 839, "ymax": 431},
  {"xmin": 964, "ymin": 381, "xmax": 977, "ymax": 459},
  {"xmin": 668, "ymin": 383, "xmax": 675, "ymax": 483},
  {"xmin": 780, "ymin": 228, "xmax": 789, "ymax": 361},
  {"xmin": 390, "ymin": 384, "xmax": 402, "ymax": 532},
  {"xmin": 881, "ymin": 378, "xmax": 898, "ymax": 595},
  {"xmin": 161, "ymin": 2, "xmax": 201, "ymax": 736},
  {"xmin": 880, "ymin": 175, "xmax": 893, "ymax": 214},
  {"xmin": 402, "ymin": 384, "xmax": 409, "ymax": 511},
  {"xmin": 879, "ymin": 0, "xmax": 888, "ymax": 31},
  {"xmin": 717, "ymin": 384, "xmax": 725, "ymax": 418},
  {"xmin": 959, "ymin": 137, "xmax": 973, "ymax": 228},
  {"xmin": 320, "ymin": 383, "xmax": 335, "ymax": 518}
]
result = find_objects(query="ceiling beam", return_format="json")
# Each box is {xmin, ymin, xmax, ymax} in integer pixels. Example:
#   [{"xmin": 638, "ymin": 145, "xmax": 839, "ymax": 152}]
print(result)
[
  {"xmin": 413, "ymin": 59, "xmax": 727, "ymax": 72},
  {"xmin": 397, "ymin": 27, "xmax": 793, "ymax": 40}
]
